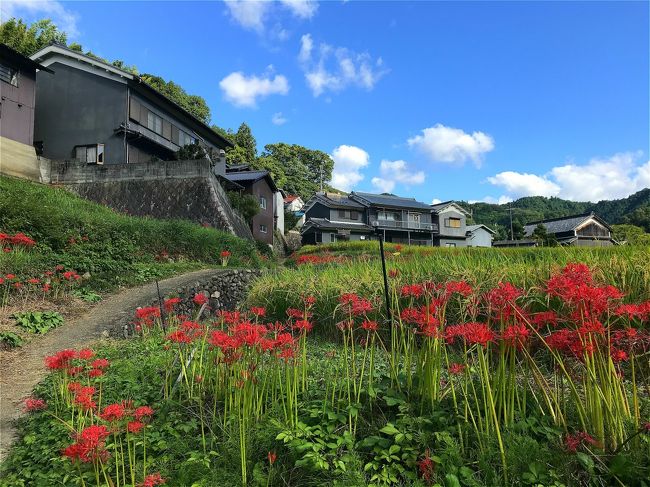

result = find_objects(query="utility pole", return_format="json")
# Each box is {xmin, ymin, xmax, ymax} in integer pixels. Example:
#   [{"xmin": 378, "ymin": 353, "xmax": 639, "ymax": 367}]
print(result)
[{"xmin": 508, "ymin": 205, "xmax": 514, "ymax": 241}]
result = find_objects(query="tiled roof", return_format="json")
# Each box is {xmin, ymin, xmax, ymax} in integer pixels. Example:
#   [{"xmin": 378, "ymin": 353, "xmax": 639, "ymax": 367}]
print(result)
[
  {"xmin": 284, "ymin": 195, "xmax": 300, "ymax": 203},
  {"xmin": 523, "ymin": 213, "xmax": 608, "ymax": 236},
  {"xmin": 431, "ymin": 201, "xmax": 471, "ymax": 215},
  {"xmin": 313, "ymin": 192, "xmax": 366, "ymax": 209},
  {"xmin": 466, "ymin": 224, "xmax": 496, "ymax": 234},
  {"xmin": 304, "ymin": 218, "xmax": 373, "ymax": 231},
  {"xmin": 350, "ymin": 192, "xmax": 432, "ymax": 210},
  {"xmin": 224, "ymin": 170, "xmax": 278, "ymax": 192}
]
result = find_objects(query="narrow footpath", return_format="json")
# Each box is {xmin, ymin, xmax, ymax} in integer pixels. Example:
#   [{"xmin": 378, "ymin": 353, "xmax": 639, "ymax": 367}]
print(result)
[{"xmin": 0, "ymin": 268, "xmax": 224, "ymax": 461}]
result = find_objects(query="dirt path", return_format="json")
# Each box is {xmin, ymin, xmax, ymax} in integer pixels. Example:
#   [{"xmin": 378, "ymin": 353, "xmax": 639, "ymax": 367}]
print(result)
[{"xmin": 0, "ymin": 268, "xmax": 225, "ymax": 461}]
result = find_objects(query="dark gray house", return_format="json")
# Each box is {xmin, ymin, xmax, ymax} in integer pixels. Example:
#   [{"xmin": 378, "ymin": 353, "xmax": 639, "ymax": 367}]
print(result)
[
  {"xmin": 29, "ymin": 44, "xmax": 232, "ymax": 165},
  {"xmin": 301, "ymin": 192, "xmax": 472, "ymax": 246},
  {"xmin": 523, "ymin": 212, "xmax": 615, "ymax": 246}
]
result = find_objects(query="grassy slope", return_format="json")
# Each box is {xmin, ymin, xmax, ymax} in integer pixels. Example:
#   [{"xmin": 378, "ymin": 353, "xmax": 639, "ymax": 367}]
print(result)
[{"xmin": 0, "ymin": 176, "xmax": 263, "ymax": 290}]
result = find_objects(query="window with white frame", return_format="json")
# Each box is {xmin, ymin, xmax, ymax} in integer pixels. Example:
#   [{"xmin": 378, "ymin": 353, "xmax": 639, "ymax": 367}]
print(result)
[
  {"xmin": 260, "ymin": 224, "xmax": 268, "ymax": 233},
  {"xmin": 259, "ymin": 196, "xmax": 267, "ymax": 210},
  {"xmin": 445, "ymin": 242, "xmax": 456, "ymax": 247}
]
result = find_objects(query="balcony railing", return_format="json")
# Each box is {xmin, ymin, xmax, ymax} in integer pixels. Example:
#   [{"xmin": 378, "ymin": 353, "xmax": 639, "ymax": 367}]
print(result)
[{"xmin": 370, "ymin": 218, "xmax": 438, "ymax": 232}]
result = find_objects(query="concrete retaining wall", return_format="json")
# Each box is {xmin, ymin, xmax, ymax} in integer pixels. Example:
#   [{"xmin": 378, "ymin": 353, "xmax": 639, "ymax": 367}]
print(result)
[{"xmin": 48, "ymin": 159, "xmax": 253, "ymax": 240}]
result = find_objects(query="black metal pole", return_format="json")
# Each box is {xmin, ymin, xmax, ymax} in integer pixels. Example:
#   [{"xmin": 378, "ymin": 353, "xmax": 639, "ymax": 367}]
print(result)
[
  {"xmin": 378, "ymin": 233, "xmax": 392, "ymax": 325},
  {"xmin": 155, "ymin": 279, "xmax": 167, "ymax": 331}
]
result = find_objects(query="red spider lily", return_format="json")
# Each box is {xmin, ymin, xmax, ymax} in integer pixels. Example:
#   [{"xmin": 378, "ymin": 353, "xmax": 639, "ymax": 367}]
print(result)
[
  {"xmin": 418, "ymin": 449, "xmax": 435, "ymax": 483},
  {"xmin": 88, "ymin": 368, "xmax": 104, "ymax": 378},
  {"xmin": 388, "ymin": 269, "xmax": 399, "ymax": 278},
  {"xmin": 304, "ymin": 295, "xmax": 316, "ymax": 307},
  {"xmin": 77, "ymin": 348, "xmax": 95, "ymax": 360},
  {"xmin": 220, "ymin": 250, "xmax": 231, "ymax": 258},
  {"xmin": 193, "ymin": 293, "xmax": 209, "ymax": 306},
  {"xmin": 502, "ymin": 323, "xmax": 530, "ymax": 349},
  {"xmin": 532, "ymin": 311, "xmax": 559, "ymax": 328},
  {"xmin": 445, "ymin": 322, "xmax": 496, "ymax": 347},
  {"xmin": 268, "ymin": 451, "xmax": 277, "ymax": 465},
  {"xmin": 139, "ymin": 473, "xmax": 166, "ymax": 487},
  {"xmin": 293, "ymin": 320, "xmax": 313, "ymax": 333},
  {"xmin": 610, "ymin": 348, "xmax": 628, "ymax": 363},
  {"xmin": 361, "ymin": 320, "xmax": 378, "ymax": 331},
  {"xmin": 286, "ymin": 308, "xmax": 305, "ymax": 319},
  {"xmin": 27, "ymin": 278, "xmax": 40, "ymax": 284},
  {"xmin": 448, "ymin": 363, "xmax": 466, "ymax": 375},
  {"xmin": 401, "ymin": 284, "xmax": 424, "ymax": 298},
  {"xmin": 167, "ymin": 330, "xmax": 193, "ymax": 344},
  {"xmin": 45, "ymin": 349, "xmax": 77, "ymax": 370},
  {"xmin": 127, "ymin": 421, "xmax": 144, "ymax": 434},
  {"xmin": 24, "ymin": 397, "xmax": 47, "ymax": 412},
  {"xmin": 485, "ymin": 282, "xmax": 522, "ymax": 319},
  {"xmin": 351, "ymin": 298, "xmax": 373, "ymax": 316},
  {"xmin": 339, "ymin": 293, "xmax": 360, "ymax": 305},
  {"xmin": 63, "ymin": 425, "xmax": 111, "ymax": 463},
  {"xmin": 564, "ymin": 431, "xmax": 600, "ymax": 452},
  {"xmin": 91, "ymin": 358, "xmax": 110, "ymax": 369},
  {"xmin": 163, "ymin": 297, "xmax": 182, "ymax": 312},
  {"xmin": 615, "ymin": 302, "xmax": 650, "ymax": 322},
  {"xmin": 99, "ymin": 403, "xmax": 126, "ymax": 422},
  {"xmin": 250, "ymin": 307, "xmax": 267, "ymax": 318},
  {"xmin": 134, "ymin": 405, "xmax": 154, "ymax": 421},
  {"xmin": 446, "ymin": 280, "xmax": 473, "ymax": 297}
]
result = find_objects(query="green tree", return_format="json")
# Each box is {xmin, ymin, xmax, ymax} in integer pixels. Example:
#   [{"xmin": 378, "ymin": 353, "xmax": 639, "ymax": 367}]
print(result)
[
  {"xmin": 226, "ymin": 123, "xmax": 257, "ymax": 165},
  {"xmin": 0, "ymin": 18, "xmax": 67, "ymax": 56},
  {"xmin": 623, "ymin": 204, "xmax": 650, "ymax": 233},
  {"xmin": 531, "ymin": 223, "xmax": 557, "ymax": 246},
  {"xmin": 611, "ymin": 224, "xmax": 650, "ymax": 246},
  {"xmin": 140, "ymin": 74, "xmax": 211, "ymax": 124},
  {"xmin": 512, "ymin": 221, "xmax": 525, "ymax": 240},
  {"xmin": 227, "ymin": 191, "xmax": 260, "ymax": 222},
  {"xmin": 260, "ymin": 143, "xmax": 334, "ymax": 200}
]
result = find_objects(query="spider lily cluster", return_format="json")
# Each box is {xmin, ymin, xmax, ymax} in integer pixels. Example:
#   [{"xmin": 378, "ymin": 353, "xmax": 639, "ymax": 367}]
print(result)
[{"xmin": 26, "ymin": 348, "xmax": 165, "ymax": 487}]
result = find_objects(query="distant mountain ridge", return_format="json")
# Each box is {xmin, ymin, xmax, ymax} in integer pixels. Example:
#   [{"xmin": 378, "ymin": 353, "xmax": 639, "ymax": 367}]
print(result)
[{"xmin": 463, "ymin": 188, "xmax": 650, "ymax": 233}]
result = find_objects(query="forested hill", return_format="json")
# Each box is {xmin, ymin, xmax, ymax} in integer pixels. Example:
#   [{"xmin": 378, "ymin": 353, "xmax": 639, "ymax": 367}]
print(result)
[{"xmin": 465, "ymin": 188, "xmax": 650, "ymax": 233}]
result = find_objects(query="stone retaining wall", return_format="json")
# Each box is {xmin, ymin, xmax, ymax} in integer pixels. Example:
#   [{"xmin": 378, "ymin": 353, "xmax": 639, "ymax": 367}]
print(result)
[{"xmin": 118, "ymin": 269, "xmax": 262, "ymax": 337}]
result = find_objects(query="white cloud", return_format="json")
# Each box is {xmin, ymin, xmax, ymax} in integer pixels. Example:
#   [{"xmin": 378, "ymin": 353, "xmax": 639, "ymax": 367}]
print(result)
[
  {"xmin": 224, "ymin": 0, "xmax": 269, "ymax": 32},
  {"xmin": 468, "ymin": 195, "xmax": 514, "ymax": 205},
  {"xmin": 225, "ymin": 0, "xmax": 317, "ymax": 35},
  {"xmin": 371, "ymin": 159, "xmax": 425, "ymax": 193},
  {"xmin": 271, "ymin": 112, "xmax": 288, "ymax": 125},
  {"xmin": 219, "ymin": 69, "xmax": 289, "ymax": 107},
  {"xmin": 299, "ymin": 34, "xmax": 388, "ymax": 97},
  {"xmin": 486, "ymin": 152, "xmax": 650, "ymax": 202},
  {"xmin": 279, "ymin": 0, "xmax": 318, "ymax": 19},
  {"xmin": 330, "ymin": 145, "xmax": 370, "ymax": 191},
  {"xmin": 1, "ymin": 0, "xmax": 79, "ymax": 37},
  {"xmin": 407, "ymin": 124, "xmax": 495, "ymax": 167},
  {"xmin": 431, "ymin": 198, "xmax": 442, "ymax": 205},
  {"xmin": 486, "ymin": 172, "xmax": 561, "ymax": 198}
]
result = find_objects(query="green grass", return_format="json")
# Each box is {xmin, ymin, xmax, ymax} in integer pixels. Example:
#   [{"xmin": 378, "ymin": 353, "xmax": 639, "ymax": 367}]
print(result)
[
  {"xmin": 250, "ymin": 242, "xmax": 650, "ymax": 339},
  {"xmin": 0, "ymin": 175, "xmax": 264, "ymax": 290}
]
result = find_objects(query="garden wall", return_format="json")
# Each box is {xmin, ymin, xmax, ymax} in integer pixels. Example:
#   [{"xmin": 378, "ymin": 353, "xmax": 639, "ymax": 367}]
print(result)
[{"xmin": 117, "ymin": 269, "xmax": 262, "ymax": 337}]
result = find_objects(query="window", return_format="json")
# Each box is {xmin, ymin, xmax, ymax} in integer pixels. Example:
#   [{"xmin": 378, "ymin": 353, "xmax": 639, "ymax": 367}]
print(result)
[
  {"xmin": 445, "ymin": 217, "xmax": 462, "ymax": 228},
  {"xmin": 338, "ymin": 209, "xmax": 346, "ymax": 218},
  {"xmin": 445, "ymin": 242, "xmax": 456, "ymax": 247},
  {"xmin": 74, "ymin": 144, "xmax": 104, "ymax": 164},
  {"xmin": 350, "ymin": 211, "xmax": 359, "ymax": 221},
  {"xmin": 330, "ymin": 233, "xmax": 335, "ymax": 243},
  {"xmin": 0, "ymin": 63, "xmax": 18, "ymax": 86},
  {"xmin": 178, "ymin": 130, "xmax": 195, "ymax": 147},
  {"xmin": 260, "ymin": 224, "xmax": 268, "ymax": 233},
  {"xmin": 147, "ymin": 111, "xmax": 163, "ymax": 135},
  {"xmin": 260, "ymin": 196, "xmax": 267, "ymax": 210}
]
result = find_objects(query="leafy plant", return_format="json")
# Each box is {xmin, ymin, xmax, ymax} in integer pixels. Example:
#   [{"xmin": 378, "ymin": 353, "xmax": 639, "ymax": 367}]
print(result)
[
  {"xmin": 0, "ymin": 331, "xmax": 23, "ymax": 348},
  {"xmin": 72, "ymin": 288, "xmax": 102, "ymax": 303},
  {"xmin": 13, "ymin": 311, "xmax": 63, "ymax": 334}
]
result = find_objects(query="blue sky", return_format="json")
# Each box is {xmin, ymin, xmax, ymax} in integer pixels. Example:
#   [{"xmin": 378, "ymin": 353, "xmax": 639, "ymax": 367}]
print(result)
[{"xmin": 5, "ymin": 0, "xmax": 649, "ymax": 203}]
